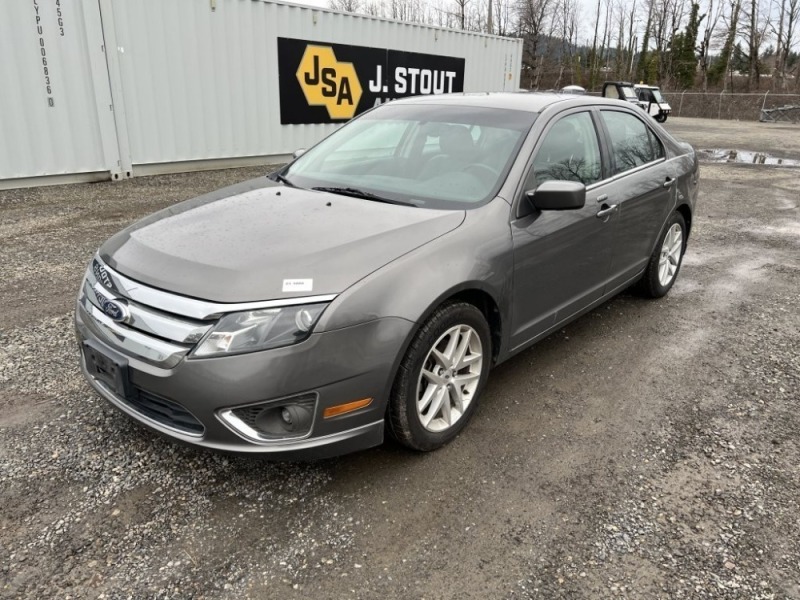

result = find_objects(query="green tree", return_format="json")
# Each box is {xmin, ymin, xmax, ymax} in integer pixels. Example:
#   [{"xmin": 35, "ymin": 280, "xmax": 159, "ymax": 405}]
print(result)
[
  {"xmin": 708, "ymin": 0, "xmax": 742, "ymax": 87},
  {"xmin": 731, "ymin": 41, "xmax": 749, "ymax": 72},
  {"xmin": 671, "ymin": 3, "xmax": 704, "ymax": 88},
  {"xmin": 574, "ymin": 53, "xmax": 583, "ymax": 86},
  {"xmin": 644, "ymin": 52, "xmax": 659, "ymax": 83},
  {"xmin": 636, "ymin": 3, "xmax": 654, "ymax": 82}
]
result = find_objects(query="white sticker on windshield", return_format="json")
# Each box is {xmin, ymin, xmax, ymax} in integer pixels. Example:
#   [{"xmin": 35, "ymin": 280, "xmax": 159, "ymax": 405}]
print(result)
[{"xmin": 282, "ymin": 279, "xmax": 313, "ymax": 293}]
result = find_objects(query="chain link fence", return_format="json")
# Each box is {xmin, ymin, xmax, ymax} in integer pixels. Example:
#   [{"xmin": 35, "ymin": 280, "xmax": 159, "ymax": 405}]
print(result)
[{"xmin": 661, "ymin": 92, "xmax": 800, "ymax": 122}]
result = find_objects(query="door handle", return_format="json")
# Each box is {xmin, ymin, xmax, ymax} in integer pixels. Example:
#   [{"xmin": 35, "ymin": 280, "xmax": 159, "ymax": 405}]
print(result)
[
  {"xmin": 663, "ymin": 177, "xmax": 675, "ymax": 188},
  {"xmin": 596, "ymin": 204, "xmax": 618, "ymax": 218}
]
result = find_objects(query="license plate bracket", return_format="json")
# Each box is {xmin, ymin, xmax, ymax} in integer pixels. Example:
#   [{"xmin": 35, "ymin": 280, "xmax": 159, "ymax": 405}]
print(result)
[{"xmin": 82, "ymin": 341, "xmax": 130, "ymax": 398}]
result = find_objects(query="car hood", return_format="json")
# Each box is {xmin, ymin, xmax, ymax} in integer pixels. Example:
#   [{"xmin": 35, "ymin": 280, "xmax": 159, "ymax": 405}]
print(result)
[{"xmin": 101, "ymin": 178, "xmax": 465, "ymax": 303}]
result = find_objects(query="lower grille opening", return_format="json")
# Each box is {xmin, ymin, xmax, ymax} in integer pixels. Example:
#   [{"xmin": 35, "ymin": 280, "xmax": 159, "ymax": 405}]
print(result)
[
  {"xmin": 125, "ymin": 387, "xmax": 205, "ymax": 436},
  {"xmin": 232, "ymin": 406, "xmax": 264, "ymax": 430}
]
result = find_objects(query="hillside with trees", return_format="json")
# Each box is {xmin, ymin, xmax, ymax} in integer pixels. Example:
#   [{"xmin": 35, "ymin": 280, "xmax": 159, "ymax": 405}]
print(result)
[{"xmin": 328, "ymin": 0, "xmax": 800, "ymax": 91}]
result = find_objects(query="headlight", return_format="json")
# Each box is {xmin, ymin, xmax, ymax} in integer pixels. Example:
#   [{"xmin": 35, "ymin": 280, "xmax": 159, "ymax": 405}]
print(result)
[{"xmin": 192, "ymin": 303, "xmax": 328, "ymax": 358}]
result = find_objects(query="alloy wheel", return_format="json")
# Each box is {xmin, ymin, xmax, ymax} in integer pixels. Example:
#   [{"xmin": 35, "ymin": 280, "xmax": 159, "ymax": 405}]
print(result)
[
  {"xmin": 658, "ymin": 223, "xmax": 683, "ymax": 287},
  {"xmin": 415, "ymin": 324, "xmax": 483, "ymax": 433}
]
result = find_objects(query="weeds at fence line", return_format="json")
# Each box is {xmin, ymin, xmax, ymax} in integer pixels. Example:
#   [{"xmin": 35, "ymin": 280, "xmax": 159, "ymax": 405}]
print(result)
[
  {"xmin": 575, "ymin": 90, "xmax": 800, "ymax": 122},
  {"xmin": 662, "ymin": 92, "xmax": 800, "ymax": 122}
]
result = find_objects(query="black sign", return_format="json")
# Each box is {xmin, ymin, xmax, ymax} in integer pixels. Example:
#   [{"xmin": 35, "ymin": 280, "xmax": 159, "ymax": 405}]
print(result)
[{"xmin": 277, "ymin": 37, "xmax": 465, "ymax": 125}]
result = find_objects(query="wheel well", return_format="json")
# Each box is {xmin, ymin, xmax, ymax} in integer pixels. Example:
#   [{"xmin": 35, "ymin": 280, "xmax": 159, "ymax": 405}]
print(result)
[
  {"xmin": 448, "ymin": 289, "xmax": 502, "ymax": 364},
  {"xmin": 676, "ymin": 203, "xmax": 692, "ymax": 240}
]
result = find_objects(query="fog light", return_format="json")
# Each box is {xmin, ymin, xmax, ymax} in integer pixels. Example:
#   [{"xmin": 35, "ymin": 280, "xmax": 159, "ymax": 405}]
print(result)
[
  {"xmin": 218, "ymin": 394, "xmax": 317, "ymax": 442},
  {"xmin": 272, "ymin": 405, "xmax": 312, "ymax": 433}
]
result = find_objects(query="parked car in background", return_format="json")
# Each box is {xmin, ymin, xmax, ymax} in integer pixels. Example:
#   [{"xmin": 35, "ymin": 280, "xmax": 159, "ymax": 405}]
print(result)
[
  {"xmin": 602, "ymin": 81, "xmax": 672, "ymax": 123},
  {"xmin": 76, "ymin": 93, "xmax": 699, "ymax": 459},
  {"xmin": 602, "ymin": 81, "xmax": 643, "ymax": 107},
  {"xmin": 634, "ymin": 84, "xmax": 672, "ymax": 122}
]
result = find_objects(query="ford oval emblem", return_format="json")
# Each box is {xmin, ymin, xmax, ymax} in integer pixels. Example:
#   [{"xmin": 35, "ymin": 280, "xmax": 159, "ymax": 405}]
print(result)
[{"xmin": 101, "ymin": 299, "xmax": 129, "ymax": 323}]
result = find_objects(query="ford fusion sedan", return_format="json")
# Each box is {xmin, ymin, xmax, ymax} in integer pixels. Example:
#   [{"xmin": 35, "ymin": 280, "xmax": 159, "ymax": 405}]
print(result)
[{"xmin": 75, "ymin": 93, "xmax": 699, "ymax": 459}]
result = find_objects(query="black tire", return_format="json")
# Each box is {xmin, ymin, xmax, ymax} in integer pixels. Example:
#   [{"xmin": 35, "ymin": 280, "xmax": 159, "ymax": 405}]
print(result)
[
  {"xmin": 636, "ymin": 211, "xmax": 686, "ymax": 298},
  {"xmin": 655, "ymin": 114, "xmax": 668, "ymax": 123},
  {"xmin": 387, "ymin": 302, "xmax": 492, "ymax": 451}
]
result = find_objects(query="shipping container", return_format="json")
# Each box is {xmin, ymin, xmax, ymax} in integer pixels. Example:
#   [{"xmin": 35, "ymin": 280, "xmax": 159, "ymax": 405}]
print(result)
[
  {"xmin": 0, "ymin": 0, "xmax": 523, "ymax": 189},
  {"xmin": 0, "ymin": 0, "xmax": 124, "ymax": 186}
]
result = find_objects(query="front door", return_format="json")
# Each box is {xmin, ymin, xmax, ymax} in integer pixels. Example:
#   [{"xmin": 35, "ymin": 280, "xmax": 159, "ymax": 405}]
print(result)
[{"xmin": 509, "ymin": 110, "xmax": 617, "ymax": 351}]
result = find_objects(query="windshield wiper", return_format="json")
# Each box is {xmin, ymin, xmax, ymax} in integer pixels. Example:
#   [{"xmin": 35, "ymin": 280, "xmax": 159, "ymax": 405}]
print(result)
[
  {"xmin": 312, "ymin": 187, "xmax": 417, "ymax": 207},
  {"xmin": 273, "ymin": 173, "xmax": 296, "ymax": 187}
]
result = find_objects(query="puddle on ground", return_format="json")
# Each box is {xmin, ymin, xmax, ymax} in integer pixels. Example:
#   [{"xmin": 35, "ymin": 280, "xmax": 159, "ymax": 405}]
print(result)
[{"xmin": 698, "ymin": 148, "xmax": 800, "ymax": 166}]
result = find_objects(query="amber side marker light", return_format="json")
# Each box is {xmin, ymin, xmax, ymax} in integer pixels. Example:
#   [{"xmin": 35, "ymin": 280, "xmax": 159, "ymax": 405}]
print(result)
[{"xmin": 323, "ymin": 398, "xmax": 373, "ymax": 419}]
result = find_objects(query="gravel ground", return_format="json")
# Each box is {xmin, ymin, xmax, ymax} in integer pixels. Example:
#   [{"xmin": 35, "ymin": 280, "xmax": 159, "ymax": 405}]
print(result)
[{"xmin": 1, "ymin": 117, "xmax": 798, "ymax": 599}]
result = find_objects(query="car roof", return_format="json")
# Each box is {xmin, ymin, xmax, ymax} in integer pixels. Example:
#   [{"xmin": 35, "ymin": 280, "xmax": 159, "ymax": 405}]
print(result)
[
  {"xmin": 392, "ymin": 92, "xmax": 570, "ymax": 113},
  {"xmin": 391, "ymin": 92, "xmax": 636, "ymax": 114}
]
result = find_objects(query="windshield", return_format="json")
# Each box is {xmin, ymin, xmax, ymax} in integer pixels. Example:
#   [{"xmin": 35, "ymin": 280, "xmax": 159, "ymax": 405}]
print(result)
[
  {"xmin": 651, "ymin": 89, "xmax": 665, "ymax": 103},
  {"xmin": 283, "ymin": 104, "xmax": 536, "ymax": 209},
  {"xmin": 620, "ymin": 86, "xmax": 637, "ymax": 100}
]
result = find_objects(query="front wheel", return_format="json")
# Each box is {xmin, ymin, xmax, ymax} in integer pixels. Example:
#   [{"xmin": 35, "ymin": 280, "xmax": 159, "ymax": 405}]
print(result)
[
  {"xmin": 636, "ymin": 211, "xmax": 686, "ymax": 298},
  {"xmin": 655, "ymin": 113, "xmax": 668, "ymax": 123},
  {"xmin": 387, "ymin": 302, "xmax": 491, "ymax": 451}
]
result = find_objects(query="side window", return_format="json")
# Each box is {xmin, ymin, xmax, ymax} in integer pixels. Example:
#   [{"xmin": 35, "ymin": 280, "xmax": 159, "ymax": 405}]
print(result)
[
  {"xmin": 648, "ymin": 128, "xmax": 665, "ymax": 160},
  {"xmin": 600, "ymin": 111, "xmax": 662, "ymax": 175},
  {"xmin": 526, "ymin": 112, "xmax": 602, "ymax": 189}
]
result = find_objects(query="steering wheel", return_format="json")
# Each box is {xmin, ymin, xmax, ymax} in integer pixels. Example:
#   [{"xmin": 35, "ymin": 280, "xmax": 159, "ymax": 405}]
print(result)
[{"xmin": 462, "ymin": 163, "xmax": 500, "ymax": 182}]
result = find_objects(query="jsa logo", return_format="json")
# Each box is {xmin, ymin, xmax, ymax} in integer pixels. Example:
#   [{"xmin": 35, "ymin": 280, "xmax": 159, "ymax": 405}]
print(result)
[{"xmin": 296, "ymin": 45, "xmax": 363, "ymax": 120}]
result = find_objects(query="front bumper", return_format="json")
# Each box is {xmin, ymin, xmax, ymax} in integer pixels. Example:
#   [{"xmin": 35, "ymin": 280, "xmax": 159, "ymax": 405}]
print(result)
[{"xmin": 75, "ymin": 302, "xmax": 413, "ymax": 459}]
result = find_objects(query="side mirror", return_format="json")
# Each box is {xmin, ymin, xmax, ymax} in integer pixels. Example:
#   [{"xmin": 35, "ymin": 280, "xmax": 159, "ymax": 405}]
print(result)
[
  {"xmin": 525, "ymin": 180, "xmax": 586, "ymax": 211},
  {"xmin": 292, "ymin": 148, "xmax": 306, "ymax": 159}
]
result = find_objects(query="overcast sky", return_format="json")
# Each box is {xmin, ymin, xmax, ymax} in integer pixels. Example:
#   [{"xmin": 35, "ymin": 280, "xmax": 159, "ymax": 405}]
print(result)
[
  {"xmin": 280, "ymin": 0, "xmax": 800, "ymax": 61},
  {"xmin": 287, "ymin": 0, "xmax": 603, "ymax": 45}
]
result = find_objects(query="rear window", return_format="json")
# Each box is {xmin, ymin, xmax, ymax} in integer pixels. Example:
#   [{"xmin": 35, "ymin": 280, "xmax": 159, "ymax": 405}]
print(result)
[{"xmin": 600, "ymin": 111, "xmax": 664, "ymax": 175}]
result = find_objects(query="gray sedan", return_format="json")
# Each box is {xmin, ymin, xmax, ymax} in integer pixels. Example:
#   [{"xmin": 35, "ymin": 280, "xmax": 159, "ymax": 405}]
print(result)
[{"xmin": 75, "ymin": 93, "xmax": 699, "ymax": 458}]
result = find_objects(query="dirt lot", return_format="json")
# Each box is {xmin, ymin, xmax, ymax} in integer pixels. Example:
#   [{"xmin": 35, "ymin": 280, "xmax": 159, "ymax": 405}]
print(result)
[{"xmin": 1, "ymin": 117, "xmax": 798, "ymax": 599}]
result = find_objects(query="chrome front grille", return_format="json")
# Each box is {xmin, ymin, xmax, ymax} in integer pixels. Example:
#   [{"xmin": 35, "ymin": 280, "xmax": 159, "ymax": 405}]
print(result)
[
  {"xmin": 79, "ymin": 258, "xmax": 216, "ymax": 369},
  {"xmin": 78, "ymin": 256, "xmax": 338, "ymax": 369},
  {"xmin": 85, "ymin": 275, "xmax": 210, "ymax": 344},
  {"xmin": 78, "ymin": 301, "xmax": 192, "ymax": 368}
]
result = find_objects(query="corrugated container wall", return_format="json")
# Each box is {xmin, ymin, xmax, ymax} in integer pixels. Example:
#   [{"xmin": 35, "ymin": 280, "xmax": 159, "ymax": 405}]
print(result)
[
  {"xmin": 0, "ymin": 0, "xmax": 123, "ymax": 184},
  {"xmin": 0, "ymin": 0, "xmax": 523, "ymax": 188}
]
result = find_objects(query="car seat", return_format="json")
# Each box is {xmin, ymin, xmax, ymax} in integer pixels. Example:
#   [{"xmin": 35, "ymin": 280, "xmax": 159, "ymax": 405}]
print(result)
[{"xmin": 420, "ymin": 125, "xmax": 476, "ymax": 179}]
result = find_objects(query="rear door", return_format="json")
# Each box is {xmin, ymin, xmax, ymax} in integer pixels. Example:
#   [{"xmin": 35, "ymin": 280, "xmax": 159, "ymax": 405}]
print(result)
[{"xmin": 596, "ymin": 109, "xmax": 676, "ymax": 291}]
